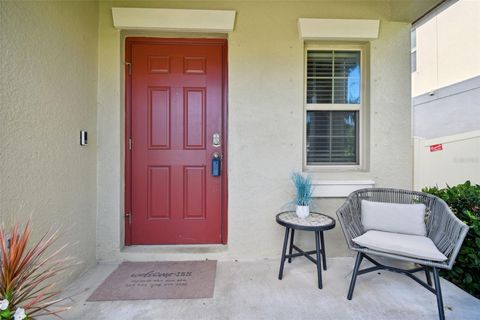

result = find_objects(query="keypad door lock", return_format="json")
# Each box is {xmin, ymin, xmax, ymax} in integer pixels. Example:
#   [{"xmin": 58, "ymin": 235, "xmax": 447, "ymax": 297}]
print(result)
[{"xmin": 212, "ymin": 152, "xmax": 221, "ymax": 177}]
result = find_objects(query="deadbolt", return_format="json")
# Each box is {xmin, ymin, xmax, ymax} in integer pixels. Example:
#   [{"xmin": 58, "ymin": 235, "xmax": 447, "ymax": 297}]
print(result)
[{"xmin": 212, "ymin": 133, "xmax": 221, "ymax": 147}]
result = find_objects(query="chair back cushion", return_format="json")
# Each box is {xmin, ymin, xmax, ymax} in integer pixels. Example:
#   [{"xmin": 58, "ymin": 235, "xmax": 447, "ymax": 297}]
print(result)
[{"xmin": 361, "ymin": 200, "xmax": 426, "ymax": 236}]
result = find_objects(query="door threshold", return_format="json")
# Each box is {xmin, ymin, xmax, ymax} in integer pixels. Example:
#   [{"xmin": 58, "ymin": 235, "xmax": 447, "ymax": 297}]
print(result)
[
  {"xmin": 122, "ymin": 244, "xmax": 227, "ymax": 254},
  {"xmin": 119, "ymin": 244, "xmax": 229, "ymax": 262}
]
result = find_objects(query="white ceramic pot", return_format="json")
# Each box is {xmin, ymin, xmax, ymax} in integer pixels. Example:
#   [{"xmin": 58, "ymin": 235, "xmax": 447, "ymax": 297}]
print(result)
[{"xmin": 295, "ymin": 205, "xmax": 310, "ymax": 218}]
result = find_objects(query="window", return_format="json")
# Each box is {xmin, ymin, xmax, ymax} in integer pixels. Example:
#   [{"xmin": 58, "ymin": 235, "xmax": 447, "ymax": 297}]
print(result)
[
  {"xmin": 411, "ymin": 29, "xmax": 417, "ymax": 73},
  {"xmin": 304, "ymin": 45, "xmax": 366, "ymax": 167}
]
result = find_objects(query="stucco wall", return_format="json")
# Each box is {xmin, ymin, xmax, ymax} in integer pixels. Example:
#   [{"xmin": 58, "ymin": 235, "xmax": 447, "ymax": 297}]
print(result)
[
  {"xmin": 0, "ymin": 0, "xmax": 99, "ymax": 283},
  {"xmin": 96, "ymin": 1, "xmax": 412, "ymax": 261}
]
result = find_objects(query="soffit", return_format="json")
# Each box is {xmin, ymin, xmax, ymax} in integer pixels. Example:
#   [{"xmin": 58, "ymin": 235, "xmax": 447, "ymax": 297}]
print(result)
[
  {"xmin": 388, "ymin": 0, "xmax": 445, "ymax": 22},
  {"xmin": 291, "ymin": 0, "xmax": 445, "ymax": 22},
  {"xmin": 109, "ymin": 0, "xmax": 444, "ymax": 24}
]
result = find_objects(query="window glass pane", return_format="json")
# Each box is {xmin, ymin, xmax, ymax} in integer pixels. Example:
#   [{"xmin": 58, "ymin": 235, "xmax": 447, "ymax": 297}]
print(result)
[
  {"xmin": 307, "ymin": 78, "xmax": 332, "ymax": 103},
  {"xmin": 334, "ymin": 51, "xmax": 360, "ymax": 104},
  {"xmin": 411, "ymin": 51, "xmax": 417, "ymax": 73},
  {"xmin": 307, "ymin": 51, "xmax": 332, "ymax": 77},
  {"xmin": 333, "ymin": 51, "xmax": 359, "ymax": 77},
  {"xmin": 307, "ymin": 51, "xmax": 333, "ymax": 103},
  {"xmin": 411, "ymin": 30, "xmax": 416, "ymax": 50},
  {"xmin": 306, "ymin": 111, "xmax": 358, "ymax": 165},
  {"xmin": 306, "ymin": 50, "xmax": 360, "ymax": 105}
]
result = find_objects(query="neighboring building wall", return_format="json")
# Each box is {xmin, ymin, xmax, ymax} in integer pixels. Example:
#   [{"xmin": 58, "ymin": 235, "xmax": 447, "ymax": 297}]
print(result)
[
  {"xmin": 412, "ymin": 0, "xmax": 480, "ymax": 189},
  {"xmin": 96, "ymin": 1, "xmax": 413, "ymax": 261},
  {"xmin": 413, "ymin": 77, "xmax": 480, "ymax": 139},
  {"xmin": 412, "ymin": 0, "xmax": 480, "ymax": 97},
  {"xmin": 0, "ymin": 1, "xmax": 99, "ymax": 284},
  {"xmin": 414, "ymin": 131, "xmax": 480, "ymax": 190}
]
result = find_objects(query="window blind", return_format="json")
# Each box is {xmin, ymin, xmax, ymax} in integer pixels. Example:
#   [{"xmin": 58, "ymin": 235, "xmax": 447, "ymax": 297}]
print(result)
[
  {"xmin": 306, "ymin": 111, "xmax": 358, "ymax": 164},
  {"xmin": 306, "ymin": 51, "xmax": 360, "ymax": 104}
]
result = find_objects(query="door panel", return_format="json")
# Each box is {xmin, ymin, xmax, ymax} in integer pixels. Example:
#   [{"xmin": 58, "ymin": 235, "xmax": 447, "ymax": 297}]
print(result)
[
  {"xmin": 148, "ymin": 166, "xmax": 171, "ymax": 219},
  {"xmin": 184, "ymin": 166, "xmax": 206, "ymax": 219},
  {"xmin": 148, "ymin": 87, "xmax": 170, "ymax": 149},
  {"xmin": 184, "ymin": 88, "xmax": 206, "ymax": 149},
  {"xmin": 126, "ymin": 38, "xmax": 227, "ymax": 245}
]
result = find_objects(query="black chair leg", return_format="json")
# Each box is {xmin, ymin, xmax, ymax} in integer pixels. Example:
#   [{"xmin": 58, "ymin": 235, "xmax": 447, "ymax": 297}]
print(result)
[
  {"xmin": 347, "ymin": 252, "xmax": 363, "ymax": 300},
  {"xmin": 425, "ymin": 267, "xmax": 432, "ymax": 286},
  {"xmin": 288, "ymin": 229, "xmax": 295, "ymax": 263},
  {"xmin": 432, "ymin": 267, "xmax": 445, "ymax": 320},
  {"xmin": 278, "ymin": 228, "xmax": 290, "ymax": 280}
]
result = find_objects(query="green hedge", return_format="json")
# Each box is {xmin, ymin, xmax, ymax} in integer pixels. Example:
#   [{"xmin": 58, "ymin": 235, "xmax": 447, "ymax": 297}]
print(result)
[{"xmin": 422, "ymin": 181, "xmax": 480, "ymax": 299}]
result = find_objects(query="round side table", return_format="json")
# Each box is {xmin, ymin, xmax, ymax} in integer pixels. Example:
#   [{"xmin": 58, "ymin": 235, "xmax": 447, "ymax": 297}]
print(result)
[{"xmin": 276, "ymin": 211, "xmax": 336, "ymax": 289}]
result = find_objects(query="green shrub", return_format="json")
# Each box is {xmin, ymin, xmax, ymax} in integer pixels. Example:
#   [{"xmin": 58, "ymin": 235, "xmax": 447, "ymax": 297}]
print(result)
[{"xmin": 422, "ymin": 181, "xmax": 480, "ymax": 299}]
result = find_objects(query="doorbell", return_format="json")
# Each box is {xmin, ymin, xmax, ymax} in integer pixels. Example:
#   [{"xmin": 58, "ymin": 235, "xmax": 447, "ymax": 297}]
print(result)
[{"xmin": 80, "ymin": 130, "xmax": 88, "ymax": 146}]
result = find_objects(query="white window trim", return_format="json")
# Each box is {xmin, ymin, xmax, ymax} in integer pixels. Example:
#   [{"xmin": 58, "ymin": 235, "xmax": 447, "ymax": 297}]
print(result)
[
  {"xmin": 312, "ymin": 180, "xmax": 376, "ymax": 197},
  {"xmin": 303, "ymin": 43, "xmax": 369, "ymax": 171}
]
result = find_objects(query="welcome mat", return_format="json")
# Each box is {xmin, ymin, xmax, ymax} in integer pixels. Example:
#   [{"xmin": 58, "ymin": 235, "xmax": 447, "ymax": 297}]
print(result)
[{"xmin": 87, "ymin": 260, "xmax": 217, "ymax": 301}]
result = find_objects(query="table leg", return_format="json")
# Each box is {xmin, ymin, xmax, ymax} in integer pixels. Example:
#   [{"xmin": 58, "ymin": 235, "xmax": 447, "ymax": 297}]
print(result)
[
  {"xmin": 278, "ymin": 227, "xmax": 290, "ymax": 280},
  {"xmin": 315, "ymin": 231, "xmax": 323, "ymax": 289},
  {"xmin": 288, "ymin": 229, "xmax": 295, "ymax": 263},
  {"xmin": 320, "ymin": 231, "xmax": 327, "ymax": 271}
]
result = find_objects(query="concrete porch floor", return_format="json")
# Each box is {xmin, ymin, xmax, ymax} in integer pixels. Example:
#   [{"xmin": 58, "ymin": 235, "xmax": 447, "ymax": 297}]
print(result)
[{"xmin": 60, "ymin": 258, "xmax": 480, "ymax": 320}]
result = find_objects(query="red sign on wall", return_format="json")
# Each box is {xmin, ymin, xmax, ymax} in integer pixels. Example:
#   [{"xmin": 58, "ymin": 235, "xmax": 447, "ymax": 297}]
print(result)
[{"xmin": 430, "ymin": 144, "xmax": 443, "ymax": 152}]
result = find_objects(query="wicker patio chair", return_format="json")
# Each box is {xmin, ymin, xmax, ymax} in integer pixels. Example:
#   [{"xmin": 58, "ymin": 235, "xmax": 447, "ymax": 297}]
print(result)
[{"xmin": 337, "ymin": 188, "xmax": 469, "ymax": 320}]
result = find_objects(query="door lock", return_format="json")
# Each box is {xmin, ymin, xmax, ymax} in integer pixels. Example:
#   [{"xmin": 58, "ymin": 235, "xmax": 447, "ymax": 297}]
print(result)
[
  {"xmin": 212, "ymin": 133, "xmax": 221, "ymax": 147},
  {"xmin": 212, "ymin": 152, "xmax": 222, "ymax": 176}
]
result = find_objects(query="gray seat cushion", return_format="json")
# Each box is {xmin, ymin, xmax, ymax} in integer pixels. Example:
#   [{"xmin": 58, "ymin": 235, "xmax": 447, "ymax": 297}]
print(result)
[
  {"xmin": 361, "ymin": 200, "xmax": 427, "ymax": 236},
  {"xmin": 353, "ymin": 230, "xmax": 447, "ymax": 262}
]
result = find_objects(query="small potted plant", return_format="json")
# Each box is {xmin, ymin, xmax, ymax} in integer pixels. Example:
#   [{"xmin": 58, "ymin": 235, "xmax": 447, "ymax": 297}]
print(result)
[{"xmin": 291, "ymin": 172, "xmax": 314, "ymax": 218}]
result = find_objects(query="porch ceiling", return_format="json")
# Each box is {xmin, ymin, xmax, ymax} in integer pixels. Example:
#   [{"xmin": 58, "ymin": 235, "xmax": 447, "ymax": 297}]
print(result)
[
  {"xmin": 388, "ymin": 0, "xmax": 445, "ymax": 22},
  {"xmin": 241, "ymin": 0, "xmax": 445, "ymax": 23},
  {"xmin": 111, "ymin": 0, "xmax": 445, "ymax": 23}
]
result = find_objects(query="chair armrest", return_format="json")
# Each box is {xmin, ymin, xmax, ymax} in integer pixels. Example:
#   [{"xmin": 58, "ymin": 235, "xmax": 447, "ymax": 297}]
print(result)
[
  {"xmin": 427, "ymin": 198, "xmax": 469, "ymax": 269},
  {"xmin": 336, "ymin": 194, "xmax": 364, "ymax": 250}
]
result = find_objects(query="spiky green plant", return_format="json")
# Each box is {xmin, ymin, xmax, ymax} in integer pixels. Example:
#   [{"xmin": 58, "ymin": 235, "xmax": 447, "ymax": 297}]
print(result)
[
  {"xmin": 0, "ymin": 221, "xmax": 74, "ymax": 319},
  {"xmin": 291, "ymin": 172, "xmax": 314, "ymax": 206}
]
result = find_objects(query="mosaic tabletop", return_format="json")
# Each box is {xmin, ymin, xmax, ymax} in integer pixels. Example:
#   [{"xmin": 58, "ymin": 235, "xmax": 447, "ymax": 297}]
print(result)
[{"xmin": 276, "ymin": 211, "xmax": 335, "ymax": 230}]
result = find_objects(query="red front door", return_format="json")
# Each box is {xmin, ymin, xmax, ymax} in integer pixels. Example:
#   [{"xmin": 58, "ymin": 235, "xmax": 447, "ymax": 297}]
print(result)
[{"xmin": 125, "ymin": 38, "xmax": 227, "ymax": 245}]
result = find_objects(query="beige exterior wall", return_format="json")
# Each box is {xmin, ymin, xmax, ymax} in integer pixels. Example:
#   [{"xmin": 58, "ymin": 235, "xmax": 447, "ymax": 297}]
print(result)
[
  {"xmin": 414, "ymin": 131, "xmax": 480, "ymax": 190},
  {"xmin": 0, "ymin": 0, "xmax": 99, "ymax": 283},
  {"xmin": 412, "ymin": 0, "xmax": 480, "ymax": 97},
  {"xmin": 96, "ymin": 1, "xmax": 413, "ymax": 261}
]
